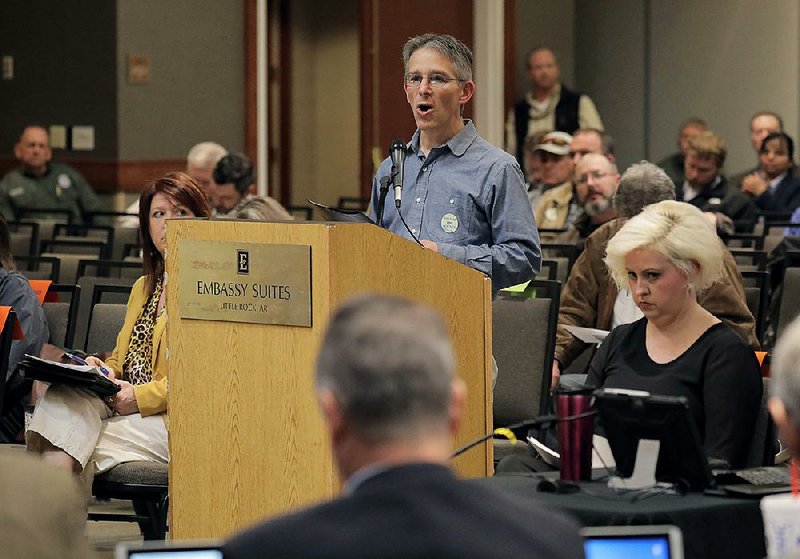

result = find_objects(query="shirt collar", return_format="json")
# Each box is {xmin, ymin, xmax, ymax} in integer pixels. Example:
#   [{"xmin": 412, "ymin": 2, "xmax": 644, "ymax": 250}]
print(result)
[
  {"xmin": 410, "ymin": 120, "xmax": 477, "ymax": 158},
  {"xmin": 769, "ymin": 172, "xmax": 787, "ymax": 190}
]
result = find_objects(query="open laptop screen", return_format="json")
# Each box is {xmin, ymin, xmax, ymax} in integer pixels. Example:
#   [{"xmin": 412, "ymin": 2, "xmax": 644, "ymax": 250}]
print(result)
[
  {"xmin": 116, "ymin": 542, "xmax": 223, "ymax": 559},
  {"xmin": 582, "ymin": 525, "xmax": 683, "ymax": 559}
]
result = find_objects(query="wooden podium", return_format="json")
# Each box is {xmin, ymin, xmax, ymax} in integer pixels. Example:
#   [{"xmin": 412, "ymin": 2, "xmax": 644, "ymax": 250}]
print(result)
[{"xmin": 166, "ymin": 220, "xmax": 493, "ymax": 539}]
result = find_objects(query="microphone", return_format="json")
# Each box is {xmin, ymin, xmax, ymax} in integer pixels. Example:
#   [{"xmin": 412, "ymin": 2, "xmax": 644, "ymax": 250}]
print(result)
[{"xmin": 390, "ymin": 139, "xmax": 406, "ymax": 208}]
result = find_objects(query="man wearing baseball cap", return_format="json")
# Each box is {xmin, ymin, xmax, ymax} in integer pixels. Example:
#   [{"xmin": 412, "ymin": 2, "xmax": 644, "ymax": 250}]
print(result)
[{"xmin": 532, "ymin": 131, "xmax": 576, "ymax": 235}]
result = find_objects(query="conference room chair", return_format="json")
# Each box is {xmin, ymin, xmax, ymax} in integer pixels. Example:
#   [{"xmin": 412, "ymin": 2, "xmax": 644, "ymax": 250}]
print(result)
[
  {"xmin": 77, "ymin": 259, "xmax": 144, "ymax": 281},
  {"xmin": 73, "ymin": 280, "xmax": 134, "ymax": 353},
  {"xmin": 336, "ymin": 196, "xmax": 370, "ymax": 211},
  {"xmin": 740, "ymin": 270, "xmax": 770, "ymax": 345},
  {"xmin": 744, "ymin": 377, "xmax": 777, "ymax": 468},
  {"xmin": 492, "ymin": 280, "xmax": 561, "ymax": 465},
  {"xmin": 14, "ymin": 255, "xmax": 60, "ymax": 281},
  {"xmin": 541, "ymin": 244, "xmax": 578, "ymax": 281},
  {"xmin": 16, "ymin": 210, "xmax": 73, "ymax": 246},
  {"xmin": 539, "ymin": 259, "xmax": 558, "ymax": 281},
  {"xmin": 7, "ymin": 221, "xmax": 40, "ymax": 257},
  {"xmin": 80, "ymin": 282, "xmax": 169, "ymax": 540},
  {"xmin": 724, "ymin": 233, "xmax": 764, "ymax": 251},
  {"xmin": 41, "ymin": 284, "xmax": 81, "ymax": 350},
  {"xmin": 122, "ymin": 242, "xmax": 143, "ymax": 260},
  {"xmin": 763, "ymin": 222, "xmax": 796, "ymax": 255},
  {"xmin": 776, "ymin": 267, "xmax": 800, "ymax": 340},
  {"xmin": 287, "ymin": 206, "xmax": 313, "ymax": 220},
  {"xmin": 0, "ymin": 310, "xmax": 20, "ymax": 443},
  {"xmin": 729, "ymin": 249, "xmax": 767, "ymax": 274},
  {"xmin": 40, "ymin": 239, "xmax": 106, "ymax": 284}
]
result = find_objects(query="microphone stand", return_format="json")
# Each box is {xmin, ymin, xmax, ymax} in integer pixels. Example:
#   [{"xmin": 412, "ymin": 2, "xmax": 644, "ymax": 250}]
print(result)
[{"xmin": 376, "ymin": 175, "xmax": 392, "ymax": 228}]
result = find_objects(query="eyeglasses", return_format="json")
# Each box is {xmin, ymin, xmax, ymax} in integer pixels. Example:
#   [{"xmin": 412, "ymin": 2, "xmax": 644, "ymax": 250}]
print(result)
[
  {"xmin": 405, "ymin": 73, "xmax": 464, "ymax": 88},
  {"xmin": 576, "ymin": 171, "xmax": 612, "ymax": 184}
]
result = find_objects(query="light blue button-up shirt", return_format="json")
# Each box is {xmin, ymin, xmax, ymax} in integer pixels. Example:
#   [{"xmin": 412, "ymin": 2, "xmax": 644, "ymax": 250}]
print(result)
[{"xmin": 369, "ymin": 121, "xmax": 541, "ymax": 291}]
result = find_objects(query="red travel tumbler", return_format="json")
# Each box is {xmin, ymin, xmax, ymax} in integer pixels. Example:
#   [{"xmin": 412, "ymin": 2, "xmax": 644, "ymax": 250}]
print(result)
[{"xmin": 555, "ymin": 387, "xmax": 594, "ymax": 482}]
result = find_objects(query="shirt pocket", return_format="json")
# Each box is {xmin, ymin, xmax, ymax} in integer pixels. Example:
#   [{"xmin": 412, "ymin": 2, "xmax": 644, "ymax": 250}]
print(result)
[{"xmin": 425, "ymin": 193, "xmax": 474, "ymax": 245}]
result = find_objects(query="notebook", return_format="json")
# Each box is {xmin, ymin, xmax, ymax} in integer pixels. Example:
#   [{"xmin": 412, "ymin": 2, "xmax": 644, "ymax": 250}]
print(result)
[{"xmin": 582, "ymin": 525, "xmax": 684, "ymax": 559}]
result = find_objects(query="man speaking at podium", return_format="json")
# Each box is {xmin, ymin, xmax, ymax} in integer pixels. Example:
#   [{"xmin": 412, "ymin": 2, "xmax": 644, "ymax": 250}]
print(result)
[{"xmin": 369, "ymin": 34, "xmax": 541, "ymax": 292}]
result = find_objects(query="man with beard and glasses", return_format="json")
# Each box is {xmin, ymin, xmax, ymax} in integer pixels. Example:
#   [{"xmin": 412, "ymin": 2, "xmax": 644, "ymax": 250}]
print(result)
[{"xmin": 553, "ymin": 153, "xmax": 619, "ymax": 253}]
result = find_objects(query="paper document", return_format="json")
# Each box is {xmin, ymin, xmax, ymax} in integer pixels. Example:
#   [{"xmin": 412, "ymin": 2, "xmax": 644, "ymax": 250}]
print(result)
[
  {"xmin": 526, "ymin": 434, "xmax": 616, "ymax": 470},
  {"xmin": 563, "ymin": 325, "xmax": 609, "ymax": 344}
]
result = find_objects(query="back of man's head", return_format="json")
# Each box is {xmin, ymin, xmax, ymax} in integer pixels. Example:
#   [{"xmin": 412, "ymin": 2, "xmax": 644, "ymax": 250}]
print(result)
[
  {"xmin": 771, "ymin": 316, "xmax": 800, "ymax": 456},
  {"xmin": 613, "ymin": 161, "xmax": 676, "ymax": 219},
  {"xmin": 186, "ymin": 142, "xmax": 227, "ymax": 170},
  {"xmin": 213, "ymin": 153, "xmax": 255, "ymax": 195},
  {"xmin": 315, "ymin": 295, "xmax": 456, "ymax": 444}
]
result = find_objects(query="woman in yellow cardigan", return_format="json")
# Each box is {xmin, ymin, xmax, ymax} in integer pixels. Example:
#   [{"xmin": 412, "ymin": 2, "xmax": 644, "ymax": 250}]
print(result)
[{"xmin": 27, "ymin": 172, "xmax": 211, "ymax": 476}]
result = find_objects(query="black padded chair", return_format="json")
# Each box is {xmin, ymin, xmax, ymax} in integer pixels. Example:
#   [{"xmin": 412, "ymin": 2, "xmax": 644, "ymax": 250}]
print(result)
[
  {"xmin": 83, "ymin": 281, "xmax": 169, "ymax": 539},
  {"xmin": 740, "ymin": 270, "xmax": 770, "ymax": 344},
  {"xmin": 42, "ymin": 284, "xmax": 81, "ymax": 349},
  {"xmin": 492, "ymin": 280, "xmax": 561, "ymax": 464}
]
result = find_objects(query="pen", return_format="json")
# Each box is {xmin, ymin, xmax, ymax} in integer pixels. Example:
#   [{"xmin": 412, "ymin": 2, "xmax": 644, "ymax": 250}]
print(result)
[{"xmin": 64, "ymin": 352, "xmax": 110, "ymax": 377}]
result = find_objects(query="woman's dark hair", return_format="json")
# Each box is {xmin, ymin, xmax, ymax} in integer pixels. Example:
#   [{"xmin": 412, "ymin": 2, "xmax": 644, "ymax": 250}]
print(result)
[
  {"xmin": 760, "ymin": 131, "xmax": 794, "ymax": 161},
  {"xmin": 0, "ymin": 213, "xmax": 15, "ymax": 270},
  {"xmin": 138, "ymin": 172, "xmax": 211, "ymax": 294}
]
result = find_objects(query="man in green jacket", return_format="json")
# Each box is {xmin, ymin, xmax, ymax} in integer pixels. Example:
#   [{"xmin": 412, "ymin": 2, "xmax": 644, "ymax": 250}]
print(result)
[{"xmin": 0, "ymin": 125, "xmax": 102, "ymax": 223}]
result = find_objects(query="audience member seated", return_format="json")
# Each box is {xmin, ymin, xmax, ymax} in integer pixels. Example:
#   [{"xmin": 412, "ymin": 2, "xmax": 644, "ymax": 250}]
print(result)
[
  {"xmin": 553, "ymin": 153, "xmax": 619, "ymax": 252},
  {"xmin": 677, "ymin": 131, "xmax": 758, "ymax": 234},
  {"xmin": 656, "ymin": 117, "xmax": 707, "ymax": 186},
  {"xmin": 553, "ymin": 162, "xmax": 757, "ymax": 388},
  {"xmin": 532, "ymin": 132, "xmax": 576, "ymax": 234},
  {"xmin": 224, "ymin": 294, "xmax": 584, "ymax": 559},
  {"xmin": 587, "ymin": 200, "xmax": 761, "ymax": 469},
  {"xmin": 569, "ymin": 127, "xmax": 615, "ymax": 165},
  {"xmin": 0, "ymin": 212, "xmax": 50, "ymax": 442},
  {"xmin": 0, "ymin": 452, "xmax": 94, "ymax": 558},
  {"xmin": 770, "ymin": 315, "xmax": 800, "ymax": 459},
  {"xmin": 729, "ymin": 111, "xmax": 787, "ymax": 186},
  {"xmin": 522, "ymin": 131, "xmax": 549, "ymax": 213},
  {"xmin": 26, "ymin": 172, "xmax": 211, "ymax": 482},
  {"xmin": 120, "ymin": 141, "xmax": 227, "ymax": 227},
  {"xmin": 0, "ymin": 125, "xmax": 103, "ymax": 223},
  {"xmin": 505, "ymin": 46, "xmax": 603, "ymax": 165},
  {"xmin": 212, "ymin": 153, "xmax": 293, "ymax": 221},
  {"xmin": 740, "ymin": 132, "xmax": 800, "ymax": 214}
]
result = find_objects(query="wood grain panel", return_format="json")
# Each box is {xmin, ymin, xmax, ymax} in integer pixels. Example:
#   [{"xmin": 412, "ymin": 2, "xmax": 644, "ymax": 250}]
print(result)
[{"xmin": 166, "ymin": 220, "xmax": 491, "ymax": 539}]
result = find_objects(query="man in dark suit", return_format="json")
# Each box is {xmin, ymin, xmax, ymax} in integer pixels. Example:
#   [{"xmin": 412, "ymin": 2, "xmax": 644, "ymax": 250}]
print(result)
[
  {"xmin": 676, "ymin": 131, "xmax": 758, "ymax": 234},
  {"xmin": 225, "ymin": 295, "xmax": 584, "ymax": 559}
]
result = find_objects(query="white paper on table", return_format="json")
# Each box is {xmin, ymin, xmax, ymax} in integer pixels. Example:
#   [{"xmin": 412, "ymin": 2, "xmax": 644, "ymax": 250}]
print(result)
[
  {"xmin": 525, "ymin": 434, "xmax": 616, "ymax": 470},
  {"xmin": 563, "ymin": 325, "xmax": 609, "ymax": 344}
]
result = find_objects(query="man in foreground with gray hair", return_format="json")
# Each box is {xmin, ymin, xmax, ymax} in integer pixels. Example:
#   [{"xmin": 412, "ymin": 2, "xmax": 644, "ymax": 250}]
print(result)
[
  {"xmin": 225, "ymin": 294, "xmax": 583, "ymax": 559},
  {"xmin": 770, "ymin": 316, "xmax": 800, "ymax": 459},
  {"xmin": 552, "ymin": 161, "xmax": 757, "ymax": 387}
]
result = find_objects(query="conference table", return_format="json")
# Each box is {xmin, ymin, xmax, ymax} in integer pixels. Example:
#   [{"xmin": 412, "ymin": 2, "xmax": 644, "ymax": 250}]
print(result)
[{"xmin": 478, "ymin": 473, "xmax": 767, "ymax": 559}]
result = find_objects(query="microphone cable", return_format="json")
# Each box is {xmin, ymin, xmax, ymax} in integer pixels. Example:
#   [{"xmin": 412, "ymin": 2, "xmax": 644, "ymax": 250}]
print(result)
[{"xmin": 451, "ymin": 411, "xmax": 596, "ymax": 458}]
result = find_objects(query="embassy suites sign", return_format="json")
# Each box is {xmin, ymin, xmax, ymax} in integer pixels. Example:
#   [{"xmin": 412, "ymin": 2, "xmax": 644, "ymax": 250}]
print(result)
[{"xmin": 178, "ymin": 240, "xmax": 311, "ymax": 327}]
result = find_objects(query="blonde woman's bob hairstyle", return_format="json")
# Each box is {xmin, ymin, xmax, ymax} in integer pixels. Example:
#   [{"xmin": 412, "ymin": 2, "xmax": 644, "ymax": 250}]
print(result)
[{"xmin": 604, "ymin": 200, "xmax": 724, "ymax": 293}]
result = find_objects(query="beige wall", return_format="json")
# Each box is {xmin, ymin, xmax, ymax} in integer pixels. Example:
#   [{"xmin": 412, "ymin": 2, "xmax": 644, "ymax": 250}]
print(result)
[
  {"xmin": 514, "ymin": 0, "xmax": 576, "ymax": 102},
  {"xmin": 648, "ymin": 0, "xmax": 800, "ymax": 175},
  {"xmin": 117, "ymin": 0, "xmax": 246, "ymax": 160},
  {"xmin": 289, "ymin": 0, "xmax": 360, "ymax": 208}
]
